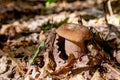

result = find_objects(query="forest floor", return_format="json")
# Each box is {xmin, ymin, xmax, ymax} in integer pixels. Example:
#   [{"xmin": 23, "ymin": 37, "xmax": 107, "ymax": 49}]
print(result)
[{"xmin": 0, "ymin": 0, "xmax": 120, "ymax": 80}]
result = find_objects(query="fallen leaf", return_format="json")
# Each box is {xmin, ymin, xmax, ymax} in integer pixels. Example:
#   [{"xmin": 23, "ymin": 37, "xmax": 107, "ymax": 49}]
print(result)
[
  {"xmin": 91, "ymin": 69, "xmax": 104, "ymax": 80},
  {"xmin": 69, "ymin": 73, "xmax": 86, "ymax": 80},
  {"xmin": 102, "ymin": 63, "xmax": 120, "ymax": 79},
  {"xmin": 0, "ymin": 56, "xmax": 8, "ymax": 74}
]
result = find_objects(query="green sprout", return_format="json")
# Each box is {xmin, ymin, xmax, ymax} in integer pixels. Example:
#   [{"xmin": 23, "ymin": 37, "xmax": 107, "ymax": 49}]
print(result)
[
  {"xmin": 29, "ymin": 41, "xmax": 45, "ymax": 65},
  {"xmin": 45, "ymin": 0, "xmax": 56, "ymax": 7}
]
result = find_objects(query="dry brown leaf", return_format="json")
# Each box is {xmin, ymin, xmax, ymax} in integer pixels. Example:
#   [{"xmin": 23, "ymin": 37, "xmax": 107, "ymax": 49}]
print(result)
[
  {"xmin": 0, "ymin": 56, "xmax": 8, "ymax": 74},
  {"xmin": 38, "ymin": 31, "xmax": 46, "ymax": 43},
  {"xmin": 115, "ymin": 52, "xmax": 120, "ymax": 64},
  {"xmin": 91, "ymin": 69, "xmax": 104, "ymax": 80},
  {"xmin": 24, "ymin": 75, "xmax": 34, "ymax": 80},
  {"xmin": 45, "ymin": 28, "xmax": 56, "ymax": 53},
  {"xmin": 102, "ymin": 63, "xmax": 120, "ymax": 79},
  {"xmin": 38, "ymin": 51, "xmax": 56, "ymax": 79},
  {"xmin": 25, "ymin": 65, "xmax": 40, "ymax": 79},
  {"xmin": 7, "ymin": 36, "xmax": 34, "ymax": 48},
  {"xmin": 74, "ymin": 55, "xmax": 89, "ymax": 68},
  {"xmin": 0, "ymin": 56, "xmax": 18, "ymax": 79},
  {"xmin": 15, "ymin": 61, "xmax": 27, "ymax": 76},
  {"xmin": 43, "ymin": 51, "xmax": 56, "ymax": 73},
  {"xmin": 13, "ymin": 21, "xmax": 27, "ymax": 33},
  {"xmin": 51, "ymin": 54, "xmax": 76, "ymax": 75},
  {"xmin": 0, "ymin": 24, "xmax": 13, "ymax": 34},
  {"xmin": 69, "ymin": 73, "xmax": 86, "ymax": 80},
  {"xmin": 0, "ymin": 21, "xmax": 27, "ymax": 38},
  {"xmin": 53, "ymin": 35, "xmax": 67, "ymax": 71}
]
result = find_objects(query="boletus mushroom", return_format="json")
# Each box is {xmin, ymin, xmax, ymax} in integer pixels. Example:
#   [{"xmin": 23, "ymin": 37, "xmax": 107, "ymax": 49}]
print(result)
[{"xmin": 56, "ymin": 23, "xmax": 92, "ymax": 59}]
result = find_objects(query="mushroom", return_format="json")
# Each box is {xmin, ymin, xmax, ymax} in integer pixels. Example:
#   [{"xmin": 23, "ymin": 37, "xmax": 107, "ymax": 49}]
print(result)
[{"xmin": 56, "ymin": 23, "xmax": 92, "ymax": 59}]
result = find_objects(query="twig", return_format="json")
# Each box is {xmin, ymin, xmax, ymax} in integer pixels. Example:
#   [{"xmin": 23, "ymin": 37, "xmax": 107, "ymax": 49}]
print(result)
[
  {"xmin": 103, "ymin": 0, "xmax": 111, "ymax": 40},
  {"xmin": 107, "ymin": 0, "xmax": 113, "ymax": 16}
]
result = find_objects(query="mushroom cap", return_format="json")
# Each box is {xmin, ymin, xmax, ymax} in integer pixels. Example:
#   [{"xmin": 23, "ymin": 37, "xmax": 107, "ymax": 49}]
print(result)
[{"xmin": 56, "ymin": 23, "xmax": 92, "ymax": 43}]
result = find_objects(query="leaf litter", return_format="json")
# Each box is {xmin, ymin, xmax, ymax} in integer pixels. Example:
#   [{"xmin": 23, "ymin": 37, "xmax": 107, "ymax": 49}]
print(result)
[{"xmin": 0, "ymin": 0, "xmax": 120, "ymax": 80}]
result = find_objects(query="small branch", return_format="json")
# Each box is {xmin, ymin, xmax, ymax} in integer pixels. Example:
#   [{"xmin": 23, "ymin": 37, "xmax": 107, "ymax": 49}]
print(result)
[
  {"xmin": 103, "ymin": 0, "xmax": 111, "ymax": 40},
  {"xmin": 103, "ymin": 0, "xmax": 109, "ymax": 25},
  {"xmin": 107, "ymin": 0, "xmax": 113, "ymax": 16}
]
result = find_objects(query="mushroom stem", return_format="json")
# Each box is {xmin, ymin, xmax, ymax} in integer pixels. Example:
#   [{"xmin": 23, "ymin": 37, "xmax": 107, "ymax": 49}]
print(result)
[{"xmin": 65, "ymin": 40, "xmax": 85, "ymax": 59}]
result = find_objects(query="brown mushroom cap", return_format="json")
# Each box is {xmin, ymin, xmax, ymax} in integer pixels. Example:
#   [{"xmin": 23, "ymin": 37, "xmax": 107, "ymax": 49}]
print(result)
[{"xmin": 56, "ymin": 23, "xmax": 92, "ymax": 43}]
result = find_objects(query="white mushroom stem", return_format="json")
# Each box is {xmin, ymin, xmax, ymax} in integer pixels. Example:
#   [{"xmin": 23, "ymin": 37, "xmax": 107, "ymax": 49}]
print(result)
[{"xmin": 65, "ymin": 40, "xmax": 85, "ymax": 59}]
